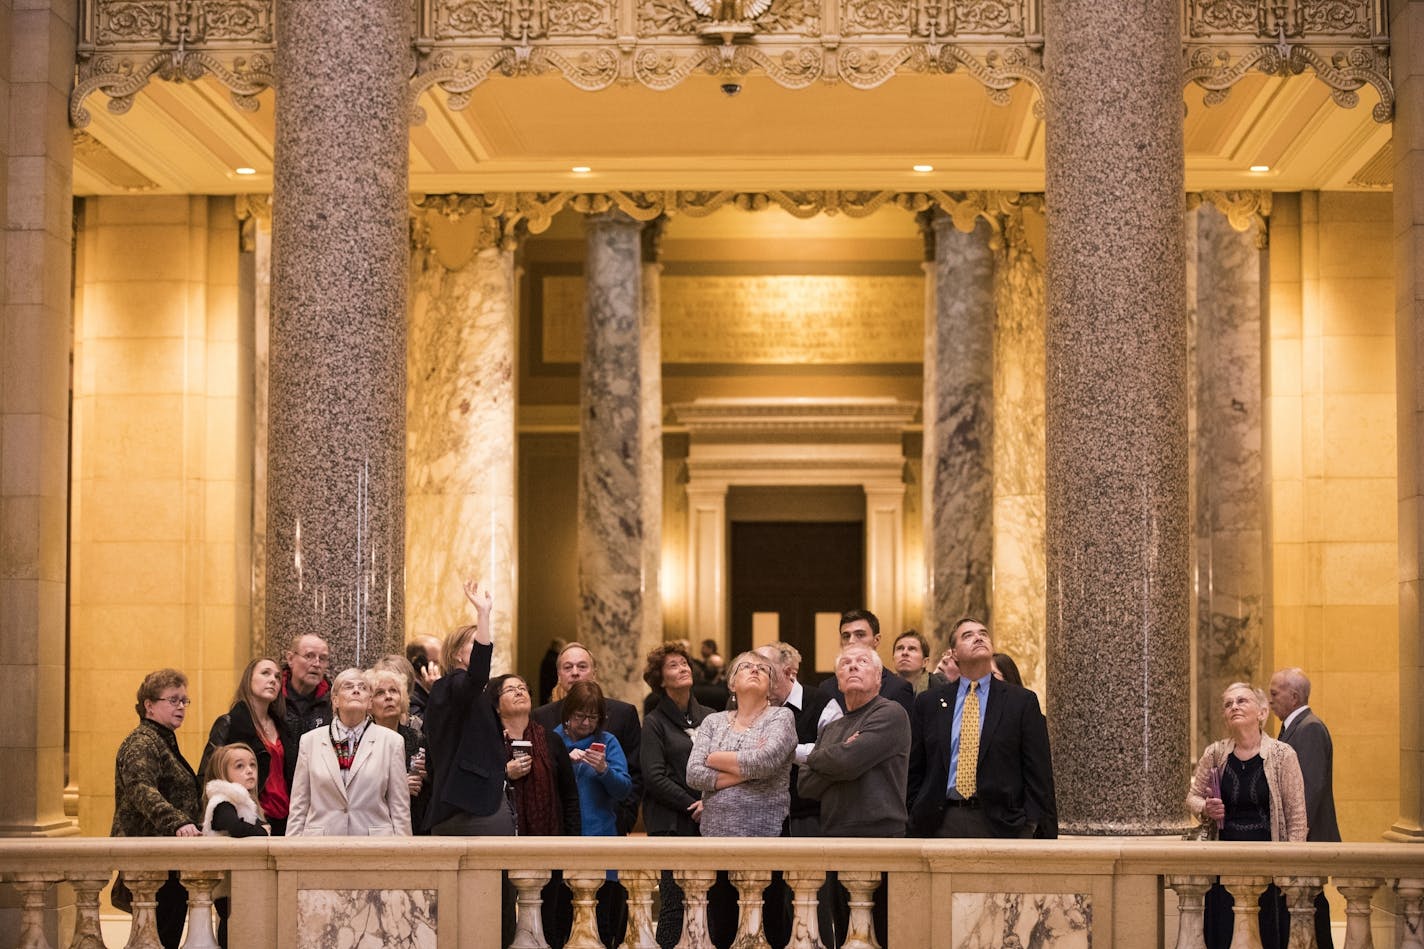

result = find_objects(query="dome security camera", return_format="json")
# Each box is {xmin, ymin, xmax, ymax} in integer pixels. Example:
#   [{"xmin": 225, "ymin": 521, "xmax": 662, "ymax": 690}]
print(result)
[{"xmin": 720, "ymin": 81, "xmax": 741, "ymax": 97}]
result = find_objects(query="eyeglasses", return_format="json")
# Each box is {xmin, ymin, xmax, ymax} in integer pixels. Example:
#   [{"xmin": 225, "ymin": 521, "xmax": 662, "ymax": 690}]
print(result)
[
  {"xmin": 566, "ymin": 712, "xmax": 599, "ymax": 725},
  {"xmin": 157, "ymin": 696, "xmax": 192, "ymax": 708},
  {"xmin": 500, "ymin": 684, "xmax": 530, "ymax": 696},
  {"xmin": 297, "ymin": 652, "xmax": 330, "ymax": 665}
]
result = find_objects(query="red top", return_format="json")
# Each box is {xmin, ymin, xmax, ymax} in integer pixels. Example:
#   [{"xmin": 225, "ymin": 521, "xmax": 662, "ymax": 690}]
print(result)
[{"xmin": 259, "ymin": 732, "xmax": 289, "ymax": 819}]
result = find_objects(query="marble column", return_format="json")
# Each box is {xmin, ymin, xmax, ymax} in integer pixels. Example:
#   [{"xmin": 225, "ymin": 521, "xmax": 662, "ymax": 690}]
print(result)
[
  {"xmin": 922, "ymin": 210, "xmax": 996, "ymax": 651},
  {"xmin": 0, "ymin": 0, "xmax": 78, "ymax": 841},
  {"xmin": 1192, "ymin": 203, "xmax": 1265, "ymax": 752},
  {"xmin": 237, "ymin": 195, "xmax": 272, "ymax": 657},
  {"xmin": 1043, "ymin": 0, "xmax": 1191, "ymax": 833},
  {"xmin": 991, "ymin": 204, "xmax": 1048, "ymax": 692},
  {"xmin": 578, "ymin": 212, "xmax": 649, "ymax": 702},
  {"xmin": 267, "ymin": 0, "xmax": 410, "ymax": 665},
  {"xmin": 640, "ymin": 222, "xmax": 666, "ymax": 657},
  {"xmin": 1391, "ymin": 0, "xmax": 1424, "ymax": 844},
  {"xmin": 406, "ymin": 204, "xmax": 517, "ymax": 673}
]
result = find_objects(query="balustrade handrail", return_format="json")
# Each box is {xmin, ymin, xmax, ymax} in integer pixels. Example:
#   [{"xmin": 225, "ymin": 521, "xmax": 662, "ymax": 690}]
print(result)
[{"xmin": 2, "ymin": 837, "xmax": 1421, "ymax": 876}]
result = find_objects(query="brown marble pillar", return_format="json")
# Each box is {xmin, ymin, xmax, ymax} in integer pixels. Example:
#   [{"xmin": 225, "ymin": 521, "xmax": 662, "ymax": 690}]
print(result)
[
  {"xmin": 267, "ymin": 0, "xmax": 410, "ymax": 665},
  {"xmin": 1043, "ymin": 0, "xmax": 1192, "ymax": 833},
  {"xmin": 578, "ymin": 212, "xmax": 647, "ymax": 702},
  {"xmin": 640, "ymin": 221, "xmax": 666, "ymax": 658},
  {"xmin": 923, "ymin": 210, "xmax": 996, "ymax": 649},
  {"xmin": 1391, "ymin": 0, "xmax": 1424, "ymax": 844},
  {"xmin": 0, "ymin": 0, "xmax": 78, "ymax": 840}
]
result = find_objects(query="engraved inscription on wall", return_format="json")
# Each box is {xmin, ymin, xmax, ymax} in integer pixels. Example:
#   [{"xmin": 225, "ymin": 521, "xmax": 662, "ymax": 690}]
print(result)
[{"xmin": 542, "ymin": 273, "xmax": 924, "ymax": 364}]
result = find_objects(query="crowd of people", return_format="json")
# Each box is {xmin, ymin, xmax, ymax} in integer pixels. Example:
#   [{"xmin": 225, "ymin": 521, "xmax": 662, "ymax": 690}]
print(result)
[{"xmin": 111, "ymin": 580, "xmax": 1339, "ymax": 949}]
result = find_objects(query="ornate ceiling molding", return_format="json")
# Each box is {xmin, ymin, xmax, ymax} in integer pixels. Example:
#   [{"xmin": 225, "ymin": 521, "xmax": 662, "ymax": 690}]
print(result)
[{"xmin": 1184, "ymin": 39, "xmax": 1391, "ymax": 123}]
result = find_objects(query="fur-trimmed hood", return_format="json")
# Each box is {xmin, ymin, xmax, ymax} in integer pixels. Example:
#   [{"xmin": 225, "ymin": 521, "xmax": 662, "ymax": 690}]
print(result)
[{"xmin": 202, "ymin": 779, "xmax": 260, "ymax": 835}]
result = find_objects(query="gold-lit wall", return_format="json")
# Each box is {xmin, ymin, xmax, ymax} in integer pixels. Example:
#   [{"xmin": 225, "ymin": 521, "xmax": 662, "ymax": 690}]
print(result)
[
  {"xmin": 69, "ymin": 196, "xmax": 253, "ymax": 835},
  {"xmin": 1267, "ymin": 191, "xmax": 1399, "ymax": 840}
]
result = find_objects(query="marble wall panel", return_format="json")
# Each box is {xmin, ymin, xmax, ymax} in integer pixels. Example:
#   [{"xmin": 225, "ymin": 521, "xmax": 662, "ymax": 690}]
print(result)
[
  {"xmin": 407, "ymin": 246, "xmax": 517, "ymax": 673},
  {"xmin": 992, "ymin": 217, "xmax": 1047, "ymax": 693},
  {"xmin": 952, "ymin": 892, "xmax": 1092, "ymax": 948},
  {"xmin": 296, "ymin": 888, "xmax": 437, "ymax": 948}
]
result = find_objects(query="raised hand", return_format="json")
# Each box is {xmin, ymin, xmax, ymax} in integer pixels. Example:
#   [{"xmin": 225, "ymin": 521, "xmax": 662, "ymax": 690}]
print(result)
[{"xmin": 463, "ymin": 579, "xmax": 493, "ymax": 614}]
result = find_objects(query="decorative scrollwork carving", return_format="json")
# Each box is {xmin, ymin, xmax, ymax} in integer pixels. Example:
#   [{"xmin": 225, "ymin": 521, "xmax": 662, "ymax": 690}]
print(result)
[
  {"xmin": 1294, "ymin": 0, "xmax": 1371, "ymax": 37},
  {"xmin": 71, "ymin": 49, "xmax": 272, "ymax": 127},
  {"xmin": 1188, "ymin": 190, "xmax": 1272, "ymax": 246},
  {"xmin": 409, "ymin": 48, "xmax": 513, "ymax": 123},
  {"xmin": 432, "ymin": 0, "xmax": 615, "ymax": 39},
  {"xmin": 938, "ymin": 44, "xmax": 1044, "ymax": 116},
  {"xmin": 633, "ymin": 47, "xmax": 719, "ymax": 88},
  {"xmin": 1186, "ymin": 0, "xmax": 1265, "ymax": 37},
  {"xmin": 1185, "ymin": 37, "xmax": 1391, "ymax": 122},
  {"xmin": 842, "ymin": 0, "xmax": 916, "ymax": 34},
  {"xmin": 92, "ymin": 0, "xmax": 271, "ymax": 45}
]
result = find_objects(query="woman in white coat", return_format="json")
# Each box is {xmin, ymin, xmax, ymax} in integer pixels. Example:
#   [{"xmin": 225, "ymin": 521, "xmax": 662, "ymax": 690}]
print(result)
[{"xmin": 287, "ymin": 667, "xmax": 412, "ymax": 837}]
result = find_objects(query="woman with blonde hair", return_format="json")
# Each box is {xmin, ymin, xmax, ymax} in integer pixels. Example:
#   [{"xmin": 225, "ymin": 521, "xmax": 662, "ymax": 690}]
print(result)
[
  {"xmin": 367, "ymin": 665, "xmax": 430, "ymax": 833},
  {"xmin": 1187, "ymin": 682, "xmax": 1307, "ymax": 949}
]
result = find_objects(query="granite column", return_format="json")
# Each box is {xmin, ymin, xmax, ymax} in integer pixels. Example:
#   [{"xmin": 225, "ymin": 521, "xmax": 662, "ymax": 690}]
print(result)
[
  {"xmin": 0, "ymin": 0, "xmax": 77, "ymax": 842},
  {"xmin": 1391, "ymin": 0, "xmax": 1424, "ymax": 844},
  {"xmin": 267, "ymin": 0, "xmax": 410, "ymax": 665},
  {"xmin": 923, "ymin": 210, "xmax": 996, "ymax": 650},
  {"xmin": 1043, "ymin": 0, "xmax": 1192, "ymax": 832},
  {"xmin": 407, "ymin": 205, "xmax": 518, "ymax": 673},
  {"xmin": 1191, "ymin": 204, "xmax": 1265, "ymax": 753},
  {"xmin": 578, "ymin": 212, "xmax": 647, "ymax": 702}
]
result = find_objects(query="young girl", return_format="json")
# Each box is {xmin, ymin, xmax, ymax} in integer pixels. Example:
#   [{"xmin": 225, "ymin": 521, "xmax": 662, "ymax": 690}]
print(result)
[{"xmin": 201, "ymin": 743, "xmax": 271, "ymax": 838}]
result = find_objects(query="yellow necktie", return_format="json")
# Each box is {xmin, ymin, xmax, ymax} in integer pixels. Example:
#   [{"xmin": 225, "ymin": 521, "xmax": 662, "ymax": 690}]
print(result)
[{"xmin": 956, "ymin": 681, "xmax": 980, "ymax": 798}]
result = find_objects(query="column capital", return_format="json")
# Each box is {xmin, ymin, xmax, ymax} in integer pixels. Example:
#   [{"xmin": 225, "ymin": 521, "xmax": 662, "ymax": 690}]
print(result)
[{"xmin": 1188, "ymin": 190, "xmax": 1272, "ymax": 248}]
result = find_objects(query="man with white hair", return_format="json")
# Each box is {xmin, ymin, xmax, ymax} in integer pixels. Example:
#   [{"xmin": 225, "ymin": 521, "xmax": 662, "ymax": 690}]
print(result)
[{"xmin": 1269, "ymin": 666, "xmax": 1339, "ymax": 948}]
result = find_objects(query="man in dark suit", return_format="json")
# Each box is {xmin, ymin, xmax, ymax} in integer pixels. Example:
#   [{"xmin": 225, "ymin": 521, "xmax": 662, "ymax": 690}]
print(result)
[
  {"xmin": 1270, "ymin": 667, "xmax": 1340, "ymax": 948},
  {"xmin": 532, "ymin": 641, "xmax": 642, "ymax": 834},
  {"xmin": 818, "ymin": 609, "xmax": 915, "ymax": 717},
  {"xmin": 908, "ymin": 617, "xmax": 1057, "ymax": 838}
]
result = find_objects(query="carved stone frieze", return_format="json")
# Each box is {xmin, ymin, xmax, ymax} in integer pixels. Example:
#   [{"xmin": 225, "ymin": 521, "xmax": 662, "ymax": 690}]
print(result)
[
  {"xmin": 91, "ymin": 0, "xmax": 272, "ymax": 46},
  {"xmin": 637, "ymin": 0, "xmax": 817, "ymax": 37},
  {"xmin": 1185, "ymin": 40, "xmax": 1391, "ymax": 122},
  {"xmin": 432, "ymin": 0, "xmax": 617, "ymax": 40},
  {"xmin": 840, "ymin": 0, "xmax": 1023, "ymax": 39},
  {"xmin": 1186, "ymin": 0, "xmax": 1378, "ymax": 39}
]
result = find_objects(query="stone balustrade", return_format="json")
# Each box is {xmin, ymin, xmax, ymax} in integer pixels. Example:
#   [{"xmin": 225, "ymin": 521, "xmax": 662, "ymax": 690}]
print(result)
[{"xmin": 2, "ymin": 838, "xmax": 1422, "ymax": 948}]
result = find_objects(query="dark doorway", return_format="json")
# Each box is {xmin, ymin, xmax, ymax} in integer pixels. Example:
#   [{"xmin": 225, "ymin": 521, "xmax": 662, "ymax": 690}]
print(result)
[{"xmin": 729, "ymin": 521, "xmax": 863, "ymax": 685}]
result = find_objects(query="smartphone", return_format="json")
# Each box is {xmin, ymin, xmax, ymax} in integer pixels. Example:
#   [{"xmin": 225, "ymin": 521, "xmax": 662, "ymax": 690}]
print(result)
[{"xmin": 590, "ymin": 742, "xmax": 606, "ymax": 754}]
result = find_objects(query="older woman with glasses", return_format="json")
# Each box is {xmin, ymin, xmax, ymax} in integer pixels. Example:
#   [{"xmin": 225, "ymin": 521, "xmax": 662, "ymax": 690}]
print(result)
[
  {"xmin": 686, "ymin": 651, "xmax": 797, "ymax": 838},
  {"xmin": 490, "ymin": 673, "xmax": 580, "ymax": 835},
  {"xmin": 286, "ymin": 668, "xmax": 411, "ymax": 837},
  {"xmin": 111, "ymin": 669, "xmax": 203, "ymax": 949}
]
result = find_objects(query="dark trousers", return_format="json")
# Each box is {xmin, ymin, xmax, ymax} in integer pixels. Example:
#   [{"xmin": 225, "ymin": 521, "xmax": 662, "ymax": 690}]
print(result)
[{"xmin": 155, "ymin": 873, "xmax": 188, "ymax": 949}]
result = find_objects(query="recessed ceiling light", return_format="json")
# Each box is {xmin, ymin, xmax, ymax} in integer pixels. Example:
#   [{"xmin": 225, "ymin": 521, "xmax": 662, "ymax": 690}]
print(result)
[
  {"xmin": 571, "ymin": 166, "xmax": 592, "ymax": 174},
  {"xmin": 234, "ymin": 167, "xmax": 257, "ymax": 175},
  {"xmin": 1249, "ymin": 164, "xmax": 1270, "ymax": 173},
  {"xmin": 912, "ymin": 164, "xmax": 934, "ymax": 173}
]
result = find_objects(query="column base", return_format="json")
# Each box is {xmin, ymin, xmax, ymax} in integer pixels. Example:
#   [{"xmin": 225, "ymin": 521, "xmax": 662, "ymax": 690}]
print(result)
[
  {"xmin": 0, "ymin": 818, "xmax": 81, "ymax": 837},
  {"xmin": 1059, "ymin": 819, "xmax": 1198, "ymax": 836},
  {"xmin": 1384, "ymin": 821, "xmax": 1424, "ymax": 843}
]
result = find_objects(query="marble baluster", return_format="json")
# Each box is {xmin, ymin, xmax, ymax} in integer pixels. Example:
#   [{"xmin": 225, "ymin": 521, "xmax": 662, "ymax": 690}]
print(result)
[
  {"xmin": 1277, "ymin": 876, "xmax": 1324, "ymax": 949},
  {"xmin": 406, "ymin": 208, "xmax": 517, "ymax": 670},
  {"xmin": 783, "ymin": 871, "xmax": 826, "ymax": 949},
  {"xmin": 1042, "ymin": 0, "xmax": 1191, "ymax": 834},
  {"xmin": 179, "ymin": 871, "xmax": 223, "ymax": 949},
  {"xmin": 66, "ymin": 873, "xmax": 110, "ymax": 949},
  {"xmin": 838, "ymin": 872, "xmax": 882, "ymax": 949},
  {"xmin": 1397, "ymin": 879, "xmax": 1424, "ymax": 949},
  {"xmin": 1167, "ymin": 875, "xmax": 1212, "ymax": 949},
  {"xmin": 728, "ymin": 869, "xmax": 772, "ymax": 949},
  {"xmin": 622, "ymin": 868, "xmax": 659, "ymax": 949},
  {"xmin": 578, "ymin": 211, "xmax": 647, "ymax": 703},
  {"xmin": 266, "ymin": 0, "xmax": 410, "ymax": 664},
  {"xmin": 1335, "ymin": 878, "xmax": 1383, "ymax": 949},
  {"xmin": 639, "ymin": 221, "xmax": 666, "ymax": 661},
  {"xmin": 12, "ymin": 873, "xmax": 61, "ymax": 949},
  {"xmin": 564, "ymin": 871, "xmax": 606, "ymax": 949},
  {"xmin": 923, "ymin": 210, "xmax": 996, "ymax": 645},
  {"xmin": 508, "ymin": 869, "xmax": 552, "ymax": 949},
  {"xmin": 1220, "ymin": 878, "xmax": 1269, "ymax": 949},
  {"xmin": 122, "ymin": 872, "xmax": 169, "ymax": 949},
  {"xmin": 673, "ymin": 870, "xmax": 716, "ymax": 949},
  {"xmin": 1193, "ymin": 203, "xmax": 1265, "ymax": 749}
]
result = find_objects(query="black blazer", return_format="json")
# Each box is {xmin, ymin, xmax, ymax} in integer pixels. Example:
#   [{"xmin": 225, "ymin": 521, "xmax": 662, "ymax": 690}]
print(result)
[
  {"xmin": 533, "ymin": 694, "xmax": 643, "ymax": 834},
  {"xmin": 200, "ymin": 701, "xmax": 297, "ymax": 801},
  {"xmin": 786, "ymin": 683, "xmax": 835, "ymax": 824},
  {"xmin": 640, "ymin": 693, "xmax": 711, "ymax": 836},
  {"xmin": 907, "ymin": 678, "xmax": 1057, "ymax": 839},
  {"xmin": 819, "ymin": 670, "xmax": 915, "ymax": 718},
  {"xmin": 424, "ymin": 642, "xmax": 507, "ymax": 828},
  {"xmin": 1279, "ymin": 707, "xmax": 1341, "ymax": 842}
]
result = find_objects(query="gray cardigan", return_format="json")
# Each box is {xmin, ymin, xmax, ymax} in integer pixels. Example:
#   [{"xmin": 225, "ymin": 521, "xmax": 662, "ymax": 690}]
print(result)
[{"xmin": 686, "ymin": 705, "xmax": 796, "ymax": 837}]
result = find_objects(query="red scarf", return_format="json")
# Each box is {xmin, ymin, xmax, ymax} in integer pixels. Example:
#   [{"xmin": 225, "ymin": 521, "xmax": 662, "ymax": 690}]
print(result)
[{"xmin": 504, "ymin": 721, "xmax": 562, "ymax": 835}]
